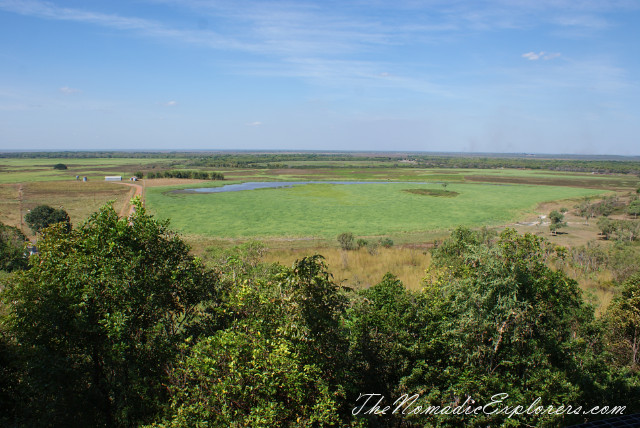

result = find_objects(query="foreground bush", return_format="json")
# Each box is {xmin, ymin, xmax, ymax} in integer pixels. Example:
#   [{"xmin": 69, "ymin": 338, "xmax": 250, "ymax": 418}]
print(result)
[{"xmin": 1, "ymin": 199, "xmax": 221, "ymax": 427}]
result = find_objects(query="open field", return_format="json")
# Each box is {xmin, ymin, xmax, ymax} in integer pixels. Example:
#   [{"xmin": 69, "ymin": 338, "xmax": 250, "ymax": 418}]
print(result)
[
  {"xmin": 0, "ymin": 157, "xmax": 177, "ymax": 183},
  {"xmin": 221, "ymin": 167, "xmax": 638, "ymax": 189},
  {"xmin": 0, "ymin": 180, "xmax": 130, "ymax": 239},
  {"xmin": 145, "ymin": 181, "xmax": 606, "ymax": 239}
]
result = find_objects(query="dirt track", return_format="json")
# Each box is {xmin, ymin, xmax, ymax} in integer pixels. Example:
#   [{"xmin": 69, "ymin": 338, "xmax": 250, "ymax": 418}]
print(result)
[{"xmin": 116, "ymin": 181, "xmax": 143, "ymax": 218}]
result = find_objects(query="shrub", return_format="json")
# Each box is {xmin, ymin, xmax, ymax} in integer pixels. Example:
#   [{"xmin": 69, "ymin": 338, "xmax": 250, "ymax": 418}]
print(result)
[
  {"xmin": 337, "ymin": 232, "xmax": 356, "ymax": 251},
  {"xmin": 379, "ymin": 237, "xmax": 394, "ymax": 248}
]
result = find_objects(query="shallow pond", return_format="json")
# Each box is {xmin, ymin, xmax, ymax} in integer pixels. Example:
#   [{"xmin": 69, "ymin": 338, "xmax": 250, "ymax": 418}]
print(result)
[{"xmin": 178, "ymin": 181, "xmax": 416, "ymax": 193}]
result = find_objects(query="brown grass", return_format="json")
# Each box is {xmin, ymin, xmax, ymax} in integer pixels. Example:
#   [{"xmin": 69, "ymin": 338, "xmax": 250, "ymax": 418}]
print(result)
[
  {"xmin": 264, "ymin": 245, "xmax": 431, "ymax": 291},
  {"xmin": 0, "ymin": 180, "xmax": 129, "ymax": 239}
]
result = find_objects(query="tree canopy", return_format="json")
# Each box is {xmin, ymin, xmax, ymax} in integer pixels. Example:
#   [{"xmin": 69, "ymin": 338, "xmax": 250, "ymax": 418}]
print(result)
[
  {"xmin": 1, "ymin": 213, "xmax": 639, "ymax": 427},
  {"xmin": 1, "ymin": 199, "xmax": 221, "ymax": 426},
  {"xmin": 24, "ymin": 204, "xmax": 71, "ymax": 234},
  {"xmin": 0, "ymin": 223, "xmax": 29, "ymax": 272}
]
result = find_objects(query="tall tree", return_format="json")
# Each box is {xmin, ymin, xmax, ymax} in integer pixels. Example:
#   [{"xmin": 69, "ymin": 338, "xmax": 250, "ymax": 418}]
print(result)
[
  {"xmin": 24, "ymin": 204, "xmax": 71, "ymax": 234},
  {"xmin": 1, "ymin": 199, "xmax": 221, "ymax": 427}
]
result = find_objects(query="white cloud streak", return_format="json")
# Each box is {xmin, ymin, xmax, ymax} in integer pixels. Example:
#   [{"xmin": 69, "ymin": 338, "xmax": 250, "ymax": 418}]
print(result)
[
  {"xmin": 522, "ymin": 51, "xmax": 561, "ymax": 61},
  {"xmin": 59, "ymin": 86, "xmax": 81, "ymax": 94},
  {"xmin": 0, "ymin": 0, "xmax": 634, "ymax": 97}
]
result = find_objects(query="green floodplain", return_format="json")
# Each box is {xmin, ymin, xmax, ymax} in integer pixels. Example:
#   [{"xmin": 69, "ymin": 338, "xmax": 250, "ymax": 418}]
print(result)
[{"xmin": 146, "ymin": 181, "xmax": 605, "ymax": 238}]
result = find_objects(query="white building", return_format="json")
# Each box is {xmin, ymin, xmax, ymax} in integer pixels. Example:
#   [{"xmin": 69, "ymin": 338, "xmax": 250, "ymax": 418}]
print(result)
[{"xmin": 105, "ymin": 176, "xmax": 122, "ymax": 181}]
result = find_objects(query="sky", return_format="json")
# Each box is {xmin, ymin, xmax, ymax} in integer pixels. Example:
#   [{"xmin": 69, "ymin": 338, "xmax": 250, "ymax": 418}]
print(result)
[{"xmin": 0, "ymin": 0, "xmax": 639, "ymax": 155}]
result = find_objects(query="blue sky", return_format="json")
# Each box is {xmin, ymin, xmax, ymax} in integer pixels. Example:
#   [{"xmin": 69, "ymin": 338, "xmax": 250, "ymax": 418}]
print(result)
[{"xmin": 1, "ymin": 0, "xmax": 639, "ymax": 154}]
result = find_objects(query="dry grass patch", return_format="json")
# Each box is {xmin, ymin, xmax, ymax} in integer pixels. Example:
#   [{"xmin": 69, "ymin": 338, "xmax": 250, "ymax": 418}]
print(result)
[
  {"xmin": 265, "ymin": 246, "xmax": 431, "ymax": 291},
  {"xmin": 0, "ymin": 181, "xmax": 130, "ymax": 238}
]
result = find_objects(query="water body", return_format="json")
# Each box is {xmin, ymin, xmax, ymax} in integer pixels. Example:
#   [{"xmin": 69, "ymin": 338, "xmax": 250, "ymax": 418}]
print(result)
[{"xmin": 178, "ymin": 181, "xmax": 422, "ymax": 194}]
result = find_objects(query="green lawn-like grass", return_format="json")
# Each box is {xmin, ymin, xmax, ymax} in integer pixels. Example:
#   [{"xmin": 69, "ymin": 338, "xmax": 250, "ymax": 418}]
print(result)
[{"xmin": 146, "ymin": 182, "xmax": 605, "ymax": 238}]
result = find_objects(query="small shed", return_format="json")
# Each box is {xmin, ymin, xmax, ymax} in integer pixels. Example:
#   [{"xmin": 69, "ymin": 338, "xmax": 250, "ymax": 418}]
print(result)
[
  {"xmin": 105, "ymin": 176, "xmax": 122, "ymax": 181},
  {"xmin": 130, "ymin": 176, "xmax": 138, "ymax": 181}
]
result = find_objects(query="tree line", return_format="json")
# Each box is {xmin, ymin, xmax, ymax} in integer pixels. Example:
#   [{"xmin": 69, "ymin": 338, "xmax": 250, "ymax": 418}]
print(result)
[
  {"xmin": 4, "ymin": 151, "xmax": 640, "ymax": 174},
  {"xmin": 145, "ymin": 170, "xmax": 224, "ymax": 180}
]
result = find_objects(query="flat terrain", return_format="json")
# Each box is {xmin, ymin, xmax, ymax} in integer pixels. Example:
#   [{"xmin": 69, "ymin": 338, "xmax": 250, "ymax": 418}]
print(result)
[
  {"xmin": 2, "ymin": 155, "xmax": 636, "ymax": 298},
  {"xmin": 145, "ymin": 181, "xmax": 605, "ymax": 238}
]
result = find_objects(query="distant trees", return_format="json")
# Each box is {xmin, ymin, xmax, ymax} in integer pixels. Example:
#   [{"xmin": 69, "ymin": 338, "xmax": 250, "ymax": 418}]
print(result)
[
  {"xmin": 338, "ymin": 232, "xmax": 393, "ymax": 251},
  {"xmin": 146, "ymin": 170, "xmax": 224, "ymax": 180},
  {"xmin": 628, "ymin": 200, "xmax": 640, "ymax": 219},
  {"xmin": 598, "ymin": 217, "xmax": 616, "ymax": 239},
  {"xmin": 52, "ymin": 163, "xmax": 67, "ymax": 170},
  {"xmin": 24, "ymin": 205, "xmax": 71, "ymax": 235},
  {"xmin": 548, "ymin": 210, "xmax": 566, "ymax": 235},
  {"xmin": 576, "ymin": 199, "xmax": 596, "ymax": 224}
]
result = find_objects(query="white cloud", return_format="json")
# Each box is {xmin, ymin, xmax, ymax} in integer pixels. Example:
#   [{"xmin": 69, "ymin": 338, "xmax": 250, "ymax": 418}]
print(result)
[
  {"xmin": 59, "ymin": 86, "xmax": 81, "ymax": 94},
  {"xmin": 522, "ymin": 51, "xmax": 543, "ymax": 60},
  {"xmin": 247, "ymin": 121, "xmax": 262, "ymax": 126},
  {"xmin": 522, "ymin": 51, "xmax": 561, "ymax": 60},
  {"xmin": 163, "ymin": 100, "xmax": 178, "ymax": 107}
]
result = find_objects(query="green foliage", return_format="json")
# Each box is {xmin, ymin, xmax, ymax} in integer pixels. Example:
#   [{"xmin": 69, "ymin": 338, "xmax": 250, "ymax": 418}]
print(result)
[
  {"xmin": 133, "ymin": 170, "xmax": 145, "ymax": 179},
  {"xmin": 157, "ymin": 255, "xmax": 355, "ymax": 425},
  {"xmin": 0, "ymin": 223, "xmax": 29, "ymax": 272},
  {"xmin": 418, "ymin": 227, "xmax": 636, "ymax": 426},
  {"xmin": 1, "ymin": 200, "xmax": 221, "ymax": 426},
  {"xmin": 52, "ymin": 163, "xmax": 67, "ymax": 170},
  {"xmin": 147, "ymin": 170, "xmax": 223, "ymax": 180},
  {"xmin": 365, "ymin": 241, "xmax": 378, "ymax": 255},
  {"xmin": 338, "ymin": 232, "xmax": 356, "ymax": 251},
  {"xmin": 598, "ymin": 217, "xmax": 616, "ymax": 239},
  {"xmin": 24, "ymin": 204, "xmax": 71, "ymax": 234},
  {"xmin": 379, "ymin": 237, "xmax": 394, "ymax": 248},
  {"xmin": 612, "ymin": 220, "xmax": 640, "ymax": 242},
  {"xmin": 605, "ymin": 274, "xmax": 640, "ymax": 370},
  {"xmin": 576, "ymin": 198, "xmax": 596, "ymax": 224},
  {"xmin": 154, "ymin": 329, "xmax": 341, "ymax": 427},
  {"xmin": 628, "ymin": 200, "xmax": 640, "ymax": 218},
  {"xmin": 4, "ymin": 196, "xmax": 640, "ymax": 427},
  {"xmin": 592, "ymin": 195, "xmax": 624, "ymax": 217},
  {"xmin": 548, "ymin": 210, "xmax": 566, "ymax": 235}
]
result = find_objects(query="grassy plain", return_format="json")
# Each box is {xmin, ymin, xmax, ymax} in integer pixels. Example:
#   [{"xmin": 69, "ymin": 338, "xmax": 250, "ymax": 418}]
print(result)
[{"xmin": 145, "ymin": 181, "xmax": 605, "ymax": 239}]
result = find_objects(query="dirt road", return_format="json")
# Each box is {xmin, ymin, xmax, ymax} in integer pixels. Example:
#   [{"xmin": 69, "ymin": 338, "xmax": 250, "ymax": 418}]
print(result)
[{"xmin": 116, "ymin": 181, "xmax": 144, "ymax": 218}]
